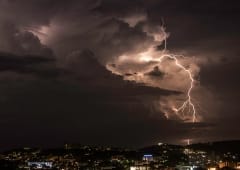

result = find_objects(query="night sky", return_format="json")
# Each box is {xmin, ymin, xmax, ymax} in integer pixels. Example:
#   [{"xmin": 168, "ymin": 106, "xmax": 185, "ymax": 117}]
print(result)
[{"xmin": 0, "ymin": 0, "xmax": 240, "ymax": 149}]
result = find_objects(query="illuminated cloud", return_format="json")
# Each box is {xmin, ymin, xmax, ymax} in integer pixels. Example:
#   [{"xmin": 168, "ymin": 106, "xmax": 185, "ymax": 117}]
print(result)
[{"xmin": 120, "ymin": 13, "xmax": 147, "ymax": 27}]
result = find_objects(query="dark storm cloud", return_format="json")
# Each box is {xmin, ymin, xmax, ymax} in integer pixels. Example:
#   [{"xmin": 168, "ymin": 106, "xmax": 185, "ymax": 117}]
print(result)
[
  {"xmin": 0, "ymin": 50, "xmax": 183, "ymax": 149},
  {"xmin": 0, "ymin": 0, "xmax": 239, "ymax": 149},
  {"xmin": 145, "ymin": 66, "xmax": 165, "ymax": 78},
  {"xmin": 93, "ymin": 0, "xmax": 147, "ymax": 18},
  {"xmin": 0, "ymin": 21, "xmax": 53, "ymax": 56},
  {"xmin": 0, "ymin": 52, "xmax": 54, "ymax": 65},
  {"xmin": 0, "ymin": 52, "xmax": 65, "ymax": 78}
]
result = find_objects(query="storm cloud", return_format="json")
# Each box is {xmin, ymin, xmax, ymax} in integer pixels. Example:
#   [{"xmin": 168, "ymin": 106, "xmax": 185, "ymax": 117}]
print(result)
[{"xmin": 0, "ymin": 0, "xmax": 239, "ymax": 149}]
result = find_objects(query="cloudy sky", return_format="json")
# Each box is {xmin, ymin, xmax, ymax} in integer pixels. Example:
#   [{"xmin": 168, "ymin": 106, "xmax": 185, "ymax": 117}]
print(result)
[{"xmin": 0, "ymin": 0, "xmax": 240, "ymax": 149}]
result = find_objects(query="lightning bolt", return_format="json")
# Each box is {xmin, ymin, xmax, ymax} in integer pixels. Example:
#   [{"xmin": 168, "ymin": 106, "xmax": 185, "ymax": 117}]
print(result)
[
  {"xmin": 159, "ymin": 23, "xmax": 197, "ymax": 146},
  {"xmin": 164, "ymin": 31, "xmax": 196, "ymax": 123},
  {"xmin": 155, "ymin": 23, "xmax": 197, "ymax": 122},
  {"xmin": 142, "ymin": 53, "xmax": 197, "ymax": 123},
  {"xmin": 139, "ymin": 27, "xmax": 197, "ymax": 122},
  {"xmin": 162, "ymin": 54, "xmax": 196, "ymax": 122}
]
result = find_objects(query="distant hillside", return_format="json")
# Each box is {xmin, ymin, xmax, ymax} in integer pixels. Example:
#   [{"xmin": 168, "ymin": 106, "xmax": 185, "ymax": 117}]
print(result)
[
  {"xmin": 139, "ymin": 144, "xmax": 183, "ymax": 154},
  {"xmin": 188, "ymin": 140, "xmax": 240, "ymax": 154}
]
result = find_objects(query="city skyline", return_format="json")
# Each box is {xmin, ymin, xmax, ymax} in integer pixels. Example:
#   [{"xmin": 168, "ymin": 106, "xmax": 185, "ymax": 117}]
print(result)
[{"xmin": 0, "ymin": 0, "xmax": 240, "ymax": 150}]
